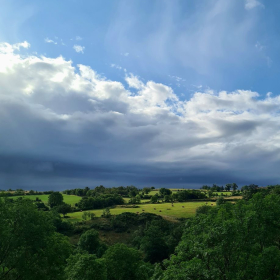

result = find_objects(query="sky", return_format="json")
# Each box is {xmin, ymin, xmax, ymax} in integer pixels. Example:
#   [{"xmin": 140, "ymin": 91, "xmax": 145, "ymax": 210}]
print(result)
[{"xmin": 1, "ymin": 0, "xmax": 280, "ymax": 190}]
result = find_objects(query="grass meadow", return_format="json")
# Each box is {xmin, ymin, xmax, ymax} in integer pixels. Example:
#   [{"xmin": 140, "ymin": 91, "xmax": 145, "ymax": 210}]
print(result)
[
  {"xmin": 66, "ymin": 201, "xmax": 215, "ymax": 222},
  {"xmin": 10, "ymin": 194, "xmax": 81, "ymax": 206}
]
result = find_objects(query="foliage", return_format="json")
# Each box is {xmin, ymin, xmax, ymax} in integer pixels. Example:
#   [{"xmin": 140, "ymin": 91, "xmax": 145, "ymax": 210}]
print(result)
[
  {"xmin": 151, "ymin": 194, "xmax": 159, "ymax": 203},
  {"xmin": 48, "ymin": 192, "xmax": 64, "ymax": 208},
  {"xmin": 65, "ymin": 253, "xmax": 107, "ymax": 280},
  {"xmin": 241, "ymin": 184, "xmax": 259, "ymax": 200},
  {"xmin": 133, "ymin": 219, "xmax": 183, "ymax": 264},
  {"xmin": 216, "ymin": 196, "xmax": 226, "ymax": 206},
  {"xmin": 140, "ymin": 225, "xmax": 169, "ymax": 263},
  {"xmin": 77, "ymin": 194, "xmax": 124, "ymax": 210},
  {"xmin": 82, "ymin": 211, "xmax": 96, "ymax": 220},
  {"xmin": 102, "ymin": 207, "xmax": 111, "ymax": 218},
  {"xmin": 0, "ymin": 198, "xmax": 72, "ymax": 280},
  {"xmin": 111, "ymin": 212, "xmax": 139, "ymax": 232},
  {"xmin": 103, "ymin": 243, "xmax": 152, "ymax": 280},
  {"xmin": 78, "ymin": 229, "xmax": 107, "ymax": 257},
  {"xmin": 55, "ymin": 203, "xmax": 72, "ymax": 217},
  {"xmin": 195, "ymin": 204, "xmax": 212, "ymax": 216},
  {"xmin": 129, "ymin": 194, "xmax": 141, "ymax": 204},
  {"xmin": 35, "ymin": 201, "xmax": 49, "ymax": 211},
  {"xmin": 162, "ymin": 193, "xmax": 280, "ymax": 280},
  {"xmin": 174, "ymin": 189, "xmax": 207, "ymax": 201},
  {"xmin": 159, "ymin": 188, "xmax": 172, "ymax": 197}
]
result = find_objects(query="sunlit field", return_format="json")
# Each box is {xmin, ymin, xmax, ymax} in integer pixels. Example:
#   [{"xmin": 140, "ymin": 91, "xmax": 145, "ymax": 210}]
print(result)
[
  {"xmin": 9, "ymin": 194, "xmax": 81, "ymax": 206},
  {"xmin": 66, "ymin": 201, "xmax": 216, "ymax": 222}
]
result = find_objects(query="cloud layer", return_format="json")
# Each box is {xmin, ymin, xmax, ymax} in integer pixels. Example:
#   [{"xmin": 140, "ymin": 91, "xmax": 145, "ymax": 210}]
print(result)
[{"xmin": 0, "ymin": 42, "xmax": 280, "ymax": 190}]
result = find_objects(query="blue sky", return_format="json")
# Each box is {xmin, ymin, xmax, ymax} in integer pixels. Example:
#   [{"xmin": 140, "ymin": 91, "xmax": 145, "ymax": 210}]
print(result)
[
  {"xmin": 1, "ymin": 0, "xmax": 278, "ymax": 97},
  {"xmin": 1, "ymin": 0, "xmax": 280, "ymax": 190}
]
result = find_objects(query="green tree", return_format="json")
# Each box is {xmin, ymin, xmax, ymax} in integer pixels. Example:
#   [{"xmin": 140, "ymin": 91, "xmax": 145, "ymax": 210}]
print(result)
[
  {"xmin": 164, "ymin": 195, "xmax": 171, "ymax": 202},
  {"xmin": 103, "ymin": 243, "xmax": 149, "ymax": 280},
  {"xmin": 143, "ymin": 187, "xmax": 151, "ymax": 194},
  {"xmin": 0, "ymin": 199, "xmax": 72, "ymax": 280},
  {"xmin": 151, "ymin": 194, "xmax": 159, "ymax": 203},
  {"xmin": 241, "ymin": 184, "xmax": 259, "ymax": 200},
  {"xmin": 159, "ymin": 188, "xmax": 172, "ymax": 197},
  {"xmin": 216, "ymin": 196, "xmax": 226, "ymax": 206},
  {"xmin": 48, "ymin": 192, "xmax": 64, "ymax": 208},
  {"xmin": 82, "ymin": 211, "xmax": 96, "ymax": 220},
  {"xmin": 195, "ymin": 205, "xmax": 212, "ymax": 216},
  {"xmin": 207, "ymin": 190, "xmax": 213, "ymax": 198},
  {"xmin": 232, "ymin": 183, "xmax": 238, "ymax": 191},
  {"xmin": 140, "ymin": 225, "xmax": 169, "ymax": 263},
  {"xmin": 78, "ymin": 229, "xmax": 107, "ymax": 257},
  {"xmin": 225, "ymin": 183, "xmax": 232, "ymax": 191},
  {"xmin": 130, "ymin": 194, "xmax": 141, "ymax": 204},
  {"xmin": 162, "ymin": 193, "xmax": 280, "ymax": 280},
  {"xmin": 102, "ymin": 207, "xmax": 111, "ymax": 218},
  {"xmin": 56, "ymin": 203, "xmax": 72, "ymax": 217},
  {"xmin": 65, "ymin": 253, "xmax": 107, "ymax": 280}
]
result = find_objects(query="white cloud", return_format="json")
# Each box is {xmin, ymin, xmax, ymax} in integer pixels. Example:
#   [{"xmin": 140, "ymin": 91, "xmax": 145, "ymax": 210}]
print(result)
[
  {"xmin": 121, "ymin": 52, "xmax": 129, "ymax": 56},
  {"xmin": 44, "ymin": 38, "xmax": 57, "ymax": 45},
  {"xmin": 125, "ymin": 73, "xmax": 144, "ymax": 89},
  {"xmin": 0, "ymin": 41, "xmax": 30, "ymax": 54},
  {"xmin": 111, "ymin": 63, "xmax": 122, "ymax": 70},
  {"xmin": 73, "ymin": 45, "xmax": 85, "ymax": 53},
  {"xmin": 245, "ymin": 0, "xmax": 264, "ymax": 10},
  {"xmin": 1, "ymin": 41, "xmax": 280, "ymax": 186},
  {"xmin": 76, "ymin": 36, "xmax": 82, "ymax": 41}
]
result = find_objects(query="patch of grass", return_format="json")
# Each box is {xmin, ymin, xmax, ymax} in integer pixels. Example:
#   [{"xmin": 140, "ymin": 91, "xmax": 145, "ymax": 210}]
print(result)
[
  {"xmin": 214, "ymin": 191, "xmax": 233, "ymax": 196},
  {"xmin": 10, "ymin": 194, "xmax": 81, "ymax": 206},
  {"xmin": 123, "ymin": 197, "xmax": 151, "ymax": 203},
  {"xmin": 67, "ymin": 201, "xmax": 216, "ymax": 221}
]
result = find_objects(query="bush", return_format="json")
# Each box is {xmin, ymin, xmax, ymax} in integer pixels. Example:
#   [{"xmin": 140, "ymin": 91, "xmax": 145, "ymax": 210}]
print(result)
[
  {"xmin": 196, "ymin": 205, "xmax": 212, "ymax": 216},
  {"xmin": 82, "ymin": 211, "xmax": 96, "ymax": 221},
  {"xmin": 102, "ymin": 208, "xmax": 111, "ymax": 218}
]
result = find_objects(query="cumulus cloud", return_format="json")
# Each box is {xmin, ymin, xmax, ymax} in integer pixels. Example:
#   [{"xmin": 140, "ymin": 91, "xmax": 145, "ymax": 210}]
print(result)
[
  {"xmin": 125, "ymin": 73, "xmax": 144, "ymax": 89},
  {"xmin": 1, "ymin": 41, "xmax": 280, "ymax": 189},
  {"xmin": 73, "ymin": 45, "xmax": 85, "ymax": 53}
]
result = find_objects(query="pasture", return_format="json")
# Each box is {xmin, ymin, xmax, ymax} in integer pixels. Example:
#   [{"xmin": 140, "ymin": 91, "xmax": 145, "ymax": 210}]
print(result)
[
  {"xmin": 66, "ymin": 201, "xmax": 215, "ymax": 221},
  {"xmin": 9, "ymin": 194, "xmax": 81, "ymax": 206}
]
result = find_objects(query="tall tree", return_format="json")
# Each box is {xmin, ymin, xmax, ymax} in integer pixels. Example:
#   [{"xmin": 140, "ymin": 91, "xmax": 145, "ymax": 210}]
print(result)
[
  {"xmin": 78, "ymin": 229, "xmax": 107, "ymax": 257},
  {"xmin": 0, "ymin": 199, "xmax": 72, "ymax": 280},
  {"xmin": 55, "ymin": 203, "xmax": 72, "ymax": 217},
  {"xmin": 103, "ymin": 243, "xmax": 152, "ymax": 280},
  {"xmin": 48, "ymin": 192, "xmax": 64, "ymax": 208},
  {"xmin": 65, "ymin": 253, "xmax": 107, "ymax": 280}
]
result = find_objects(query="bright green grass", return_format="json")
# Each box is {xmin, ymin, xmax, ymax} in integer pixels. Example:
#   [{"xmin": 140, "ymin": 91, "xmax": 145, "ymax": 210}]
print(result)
[
  {"xmin": 214, "ymin": 191, "xmax": 232, "ymax": 196},
  {"xmin": 67, "ymin": 201, "xmax": 215, "ymax": 221},
  {"xmin": 123, "ymin": 197, "xmax": 151, "ymax": 203},
  {"xmin": 10, "ymin": 194, "xmax": 81, "ymax": 206}
]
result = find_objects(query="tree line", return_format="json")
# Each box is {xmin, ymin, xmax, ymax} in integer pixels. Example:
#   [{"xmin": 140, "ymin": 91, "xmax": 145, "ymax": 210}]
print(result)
[{"xmin": 2, "ymin": 184, "xmax": 280, "ymax": 279}]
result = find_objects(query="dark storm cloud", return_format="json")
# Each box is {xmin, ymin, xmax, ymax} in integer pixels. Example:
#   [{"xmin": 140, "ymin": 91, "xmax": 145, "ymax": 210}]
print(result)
[{"xmin": 1, "ymin": 42, "xmax": 280, "ymax": 190}]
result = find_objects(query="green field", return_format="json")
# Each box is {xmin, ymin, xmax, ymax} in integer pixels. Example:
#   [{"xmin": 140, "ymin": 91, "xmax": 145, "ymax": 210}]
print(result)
[
  {"xmin": 66, "ymin": 201, "xmax": 215, "ymax": 222},
  {"xmin": 123, "ymin": 197, "xmax": 151, "ymax": 203},
  {"xmin": 10, "ymin": 194, "xmax": 81, "ymax": 206},
  {"xmin": 213, "ymin": 191, "xmax": 232, "ymax": 196}
]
